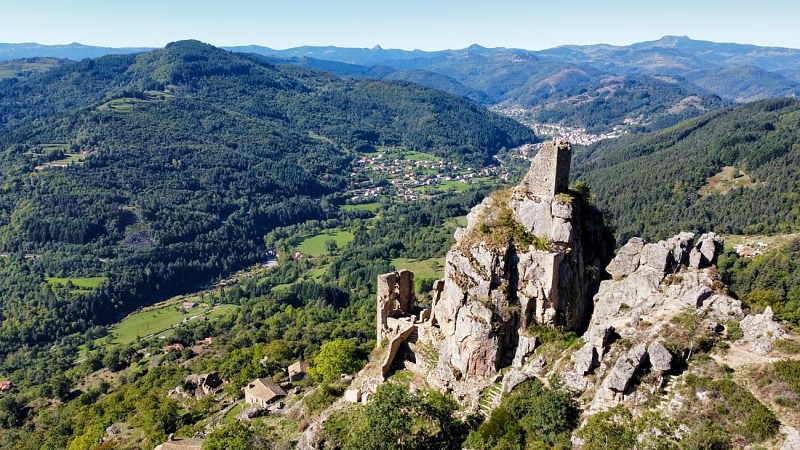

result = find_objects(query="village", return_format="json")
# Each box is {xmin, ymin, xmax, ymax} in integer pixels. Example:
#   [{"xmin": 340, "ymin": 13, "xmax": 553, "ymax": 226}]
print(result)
[
  {"xmin": 345, "ymin": 148, "xmax": 511, "ymax": 202},
  {"xmin": 495, "ymin": 106, "xmax": 627, "ymax": 145}
]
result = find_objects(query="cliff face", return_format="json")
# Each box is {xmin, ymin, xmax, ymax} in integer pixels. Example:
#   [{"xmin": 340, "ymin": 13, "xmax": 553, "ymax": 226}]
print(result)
[{"xmin": 432, "ymin": 140, "xmax": 615, "ymax": 379}]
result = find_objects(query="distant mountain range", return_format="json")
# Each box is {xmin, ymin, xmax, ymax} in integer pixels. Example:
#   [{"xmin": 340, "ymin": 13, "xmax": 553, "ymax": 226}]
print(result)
[{"xmin": 2, "ymin": 36, "xmax": 797, "ymax": 133}]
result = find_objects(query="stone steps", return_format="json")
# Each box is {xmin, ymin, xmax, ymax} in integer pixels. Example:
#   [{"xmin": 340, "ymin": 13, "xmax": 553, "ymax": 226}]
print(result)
[{"xmin": 479, "ymin": 383, "xmax": 503, "ymax": 416}]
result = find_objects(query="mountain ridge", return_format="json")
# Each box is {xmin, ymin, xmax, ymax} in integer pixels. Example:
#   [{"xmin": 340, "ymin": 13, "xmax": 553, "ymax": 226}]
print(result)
[{"xmin": 4, "ymin": 37, "xmax": 798, "ymax": 133}]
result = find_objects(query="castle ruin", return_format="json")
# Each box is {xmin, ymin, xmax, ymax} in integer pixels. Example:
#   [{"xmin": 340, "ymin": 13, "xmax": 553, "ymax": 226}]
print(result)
[{"xmin": 372, "ymin": 139, "xmax": 613, "ymax": 383}]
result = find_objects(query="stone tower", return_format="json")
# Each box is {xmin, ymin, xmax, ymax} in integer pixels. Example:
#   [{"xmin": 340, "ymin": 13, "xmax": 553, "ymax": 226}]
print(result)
[{"xmin": 523, "ymin": 139, "xmax": 571, "ymax": 197}]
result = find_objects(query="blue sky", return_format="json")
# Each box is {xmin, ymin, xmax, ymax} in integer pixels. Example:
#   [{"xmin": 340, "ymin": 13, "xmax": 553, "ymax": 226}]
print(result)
[{"xmin": 1, "ymin": 0, "xmax": 798, "ymax": 50}]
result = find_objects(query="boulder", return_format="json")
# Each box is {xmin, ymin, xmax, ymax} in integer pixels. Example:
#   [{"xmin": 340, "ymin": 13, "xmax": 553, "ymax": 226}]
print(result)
[
  {"xmin": 665, "ymin": 232, "xmax": 695, "ymax": 267},
  {"xmin": 502, "ymin": 369, "xmax": 529, "ymax": 393},
  {"xmin": 571, "ymin": 342, "xmax": 597, "ymax": 375},
  {"xmin": 780, "ymin": 425, "xmax": 800, "ymax": 450},
  {"xmin": 524, "ymin": 355, "xmax": 548, "ymax": 376},
  {"xmin": 512, "ymin": 334, "xmax": 537, "ymax": 368},
  {"xmin": 587, "ymin": 325, "xmax": 614, "ymax": 351},
  {"xmin": 560, "ymin": 371, "xmax": 589, "ymax": 393},
  {"xmin": 239, "ymin": 406, "xmax": 265, "ymax": 420},
  {"xmin": 606, "ymin": 237, "xmax": 644, "ymax": 278},
  {"xmin": 343, "ymin": 389, "xmax": 361, "ymax": 403},
  {"xmin": 740, "ymin": 306, "xmax": 786, "ymax": 354},
  {"xmin": 682, "ymin": 286, "xmax": 713, "ymax": 307},
  {"xmin": 699, "ymin": 233, "xmax": 723, "ymax": 265},
  {"xmin": 647, "ymin": 341, "xmax": 673, "ymax": 374},
  {"xmin": 689, "ymin": 233, "xmax": 724, "ymax": 269},
  {"xmin": 703, "ymin": 294, "xmax": 744, "ymax": 321},
  {"xmin": 640, "ymin": 243, "xmax": 671, "ymax": 274},
  {"xmin": 689, "ymin": 248, "xmax": 703, "ymax": 269},
  {"xmin": 606, "ymin": 344, "xmax": 648, "ymax": 393}
]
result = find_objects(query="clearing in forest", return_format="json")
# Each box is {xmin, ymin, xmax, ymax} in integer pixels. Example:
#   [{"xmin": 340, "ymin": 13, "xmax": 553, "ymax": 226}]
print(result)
[{"xmin": 698, "ymin": 165, "xmax": 760, "ymax": 198}]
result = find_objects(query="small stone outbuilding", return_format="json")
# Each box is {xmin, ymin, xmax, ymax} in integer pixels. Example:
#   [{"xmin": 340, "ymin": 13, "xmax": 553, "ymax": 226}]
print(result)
[
  {"xmin": 244, "ymin": 378, "xmax": 287, "ymax": 408},
  {"xmin": 288, "ymin": 361, "xmax": 309, "ymax": 382}
]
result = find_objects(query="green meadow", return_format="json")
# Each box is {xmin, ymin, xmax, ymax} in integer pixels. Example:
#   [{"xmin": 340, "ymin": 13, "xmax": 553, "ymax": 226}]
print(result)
[
  {"xmin": 296, "ymin": 229, "xmax": 355, "ymax": 256},
  {"xmin": 391, "ymin": 257, "xmax": 446, "ymax": 280}
]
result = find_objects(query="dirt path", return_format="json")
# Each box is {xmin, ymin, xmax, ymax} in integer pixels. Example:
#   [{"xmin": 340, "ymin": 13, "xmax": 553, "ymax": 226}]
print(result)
[
  {"xmin": 712, "ymin": 343, "xmax": 800, "ymax": 448},
  {"xmin": 711, "ymin": 343, "xmax": 800, "ymax": 370}
]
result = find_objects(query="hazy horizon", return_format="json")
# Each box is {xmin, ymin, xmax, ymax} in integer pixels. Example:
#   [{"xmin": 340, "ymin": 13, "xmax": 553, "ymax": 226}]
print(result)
[
  {"xmin": 4, "ymin": 33, "xmax": 800, "ymax": 53},
  {"xmin": 2, "ymin": 0, "xmax": 799, "ymax": 51}
]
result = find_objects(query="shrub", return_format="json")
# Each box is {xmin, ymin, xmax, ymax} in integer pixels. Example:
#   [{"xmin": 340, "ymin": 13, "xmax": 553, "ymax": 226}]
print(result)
[
  {"xmin": 308, "ymin": 339, "xmax": 364, "ymax": 384},
  {"xmin": 304, "ymin": 384, "xmax": 344, "ymax": 414},
  {"xmin": 576, "ymin": 406, "xmax": 637, "ymax": 450},
  {"xmin": 726, "ymin": 320, "xmax": 743, "ymax": 341},
  {"xmin": 467, "ymin": 380, "xmax": 577, "ymax": 449},
  {"xmin": 775, "ymin": 339, "xmax": 800, "ymax": 354},
  {"xmin": 323, "ymin": 382, "xmax": 466, "ymax": 450},
  {"xmin": 680, "ymin": 423, "xmax": 731, "ymax": 450},
  {"xmin": 773, "ymin": 360, "xmax": 800, "ymax": 394}
]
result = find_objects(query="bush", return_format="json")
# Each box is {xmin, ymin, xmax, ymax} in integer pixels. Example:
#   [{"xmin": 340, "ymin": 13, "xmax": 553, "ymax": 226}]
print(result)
[
  {"xmin": 773, "ymin": 360, "xmax": 800, "ymax": 394},
  {"xmin": 308, "ymin": 339, "xmax": 364, "ymax": 384},
  {"xmin": 467, "ymin": 380, "xmax": 577, "ymax": 449},
  {"xmin": 304, "ymin": 384, "xmax": 344, "ymax": 414},
  {"xmin": 323, "ymin": 382, "xmax": 466, "ymax": 450},
  {"xmin": 577, "ymin": 406, "xmax": 637, "ymax": 450},
  {"xmin": 680, "ymin": 423, "xmax": 731, "ymax": 450},
  {"xmin": 775, "ymin": 339, "xmax": 800, "ymax": 354},
  {"xmin": 683, "ymin": 376, "xmax": 779, "ymax": 444},
  {"xmin": 726, "ymin": 320, "xmax": 743, "ymax": 341},
  {"xmin": 464, "ymin": 405, "xmax": 524, "ymax": 450}
]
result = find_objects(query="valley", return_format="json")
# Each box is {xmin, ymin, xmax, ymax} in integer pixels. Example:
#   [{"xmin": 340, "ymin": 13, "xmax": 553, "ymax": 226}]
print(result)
[{"xmin": 0, "ymin": 34, "xmax": 799, "ymax": 450}]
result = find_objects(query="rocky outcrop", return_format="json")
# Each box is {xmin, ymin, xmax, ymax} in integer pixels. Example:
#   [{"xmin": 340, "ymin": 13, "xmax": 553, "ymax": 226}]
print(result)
[
  {"xmin": 689, "ymin": 232, "xmax": 724, "ymax": 269},
  {"xmin": 584, "ymin": 232, "xmax": 742, "ymax": 347},
  {"xmin": 740, "ymin": 306, "xmax": 786, "ymax": 354},
  {"xmin": 606, "ymin": 237, "xmax": 644, "ymax": 278},
  {"xmin": 577, "ymin": 231, "xmax": 788, "ymax": 412},
  {"xmin": 571, "ymin": 342, "xmax": 597, "ymax": 376},
  {"xmin": 432, "ymin": 140, "xmax": 614, "ymax": 379},
  {"xmin": 605, "ymin": 343, "xmax": 648, "ymax": 393},
  {"xmin": 647, "ymin": 341, "xmax": 673, "ymax": 374}
]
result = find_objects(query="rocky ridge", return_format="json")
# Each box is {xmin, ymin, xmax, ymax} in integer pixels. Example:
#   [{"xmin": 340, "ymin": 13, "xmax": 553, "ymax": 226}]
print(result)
[
  {"xmin": 299, "ymin": 140, "xmax": 796, "ymax": 449},
  {"xmin": 430, "ymin": 139, "xmax": 614, "ymax": 385}
]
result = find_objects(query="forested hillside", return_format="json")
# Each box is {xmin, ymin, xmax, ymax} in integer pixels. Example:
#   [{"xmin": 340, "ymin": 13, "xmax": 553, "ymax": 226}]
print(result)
[
  {"xmin": 573, "ymin": 98, "xmax": 800, "ymax": 241},
  {"xmin": 720, "ymin": 237, "xmax": 800, "ymax": 323},
  {"xmin": 9, "ymin": 37, "xmax": 800, "ymax": 136},
  {"xmin": 0, "ymin": 40, "xmax": 535, "ymax": 372},
  {"xmin": 264, "ymin": 51, "xmax": 726, "ymax": 134},
  {"xmin": 0, "ymin": 187, "xmax": 484, "ymax": 449}
]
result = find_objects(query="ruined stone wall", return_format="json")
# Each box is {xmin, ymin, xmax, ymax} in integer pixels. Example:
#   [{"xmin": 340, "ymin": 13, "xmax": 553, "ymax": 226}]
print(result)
[{"xmin": 376, "ymin": 270, "xmax": 415, "ymax": 344}]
